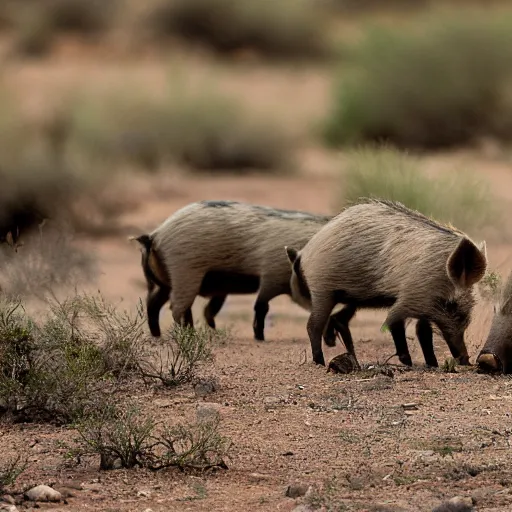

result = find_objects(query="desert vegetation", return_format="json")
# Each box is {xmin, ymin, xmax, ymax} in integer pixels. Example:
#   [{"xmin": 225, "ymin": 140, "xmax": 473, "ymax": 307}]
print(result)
[{"xmin": 1, "ymin": 0, "xmax": 512, "ymax": 510}]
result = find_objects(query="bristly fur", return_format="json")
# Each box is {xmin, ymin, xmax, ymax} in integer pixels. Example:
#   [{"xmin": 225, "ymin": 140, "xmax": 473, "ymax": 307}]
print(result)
[
  {"xmin": 289, "ymin": 198, "xmax": 487, "ymax": 365},
  {"xmin": 138, "ymin": 200, "xmax": 333, "ymax": 340}
]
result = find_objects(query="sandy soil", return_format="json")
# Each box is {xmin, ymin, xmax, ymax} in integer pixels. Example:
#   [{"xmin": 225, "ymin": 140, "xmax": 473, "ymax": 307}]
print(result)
[{"xmin": 3, "ymin": 42, "xmax": 512, "ymax": 512}]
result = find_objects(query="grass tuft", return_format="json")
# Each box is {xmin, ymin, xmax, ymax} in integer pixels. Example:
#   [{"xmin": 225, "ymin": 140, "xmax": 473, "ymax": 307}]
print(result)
[{"xmin": 339, "ymin": 147, "xmax": 497, "ymax": 233}]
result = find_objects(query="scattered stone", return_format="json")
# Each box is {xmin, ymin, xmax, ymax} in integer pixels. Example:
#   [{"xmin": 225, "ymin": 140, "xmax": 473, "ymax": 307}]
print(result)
[
  {"xmin": 327, "ymin": 353, "xmax": 360, "ymax": 374},
  {"xmin": 248, "ymin": 473, "xmax": 272, "ymax": 483},
  {"xmin": 263, "ymin": 396, "xmax": 281, "ymax": 410},
  {"xmin": 194, "ymin": 377, "xmax": 219, "ymax": 398},
  {"xmin": 53, "ymin": 487, "xmax": 76, "ymax": 499},
  {"xmin": 291, "ymin": 505, "xmax": 315, "ymax": 512},
  {"xmin": 137, "ymin": 490, "xmax": 151, "ymax": 498},
  {"xmin": 0, "ymin": 504, "xmax": 18, "ymax": 512},
  {"xmin": 432, "ymin": 496, "xmax": 474, "ymax": 512},
  {"xmin": 285, "ymin": 483, "xmax": 309, "ymax": 499},
  {"xmin": 153, "ymin": 398, "xmax": 174, "ymax": 408},
  {"xmin": 402, "ymin": 403, "xmax": 418, "ymax": 410},
  {"xmin": 81, "ymin": 482, "xmax": 103, "ymax": 493},
  {"xmin": 24, "ymin": 485, "xmax": 62, "ymax": 503},
  {"xmin": 196, "ymin": 402, "xmax": 222, "ymax": 423},
  {"xmin": 1, "ymin": 497, "xmax": 14, "ymax": 505}
]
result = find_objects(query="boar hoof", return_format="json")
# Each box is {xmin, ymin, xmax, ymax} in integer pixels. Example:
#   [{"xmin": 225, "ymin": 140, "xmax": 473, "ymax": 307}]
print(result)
[
  {"xmin": 477, "ymin": 352, "xmax": 501, "ymax": 372},
  {"xmin": 313, "ymin": 353, "xmax": 326, "ymax": 366},
  {"xmin": 398, "ymin": 354, "xmax": 413, "ymax": 367}
]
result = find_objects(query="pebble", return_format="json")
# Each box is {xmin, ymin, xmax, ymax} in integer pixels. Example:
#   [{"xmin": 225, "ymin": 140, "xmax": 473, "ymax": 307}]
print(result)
[
  {"xmin": 263, "ymin": 396, "xmax": 281, "ymax": 409},
  {"xmin": 194, "ymin": 377, "xmax": 219, "ymax": 397},
  {"xmin": 285, "ymin": 483, "xmax": 309, "ymax": 498},
  {"xmin": 248, "ymin": 473, "xmax": 272, "ymax": 483},
  {"xmin": 24, "ymin": 485, "xmax": 62, "ymax": 503},
  {"xmin": 432, "ymin": 496, "xmax": 474, "ymax": 512},
  {"xmin": 196, "ymin": 402, "xmax": 222, "ymax": 423},
  {"xmin": 0, "ymin": 504, "xmax": 18, "ymax": 512},
  {"xmin": 291, "ymin": 505, "xmax": 315, "ymax": 512},
  {"xmin": 1, "ymin": 497, "xmax": 14, "ymax": 505}
]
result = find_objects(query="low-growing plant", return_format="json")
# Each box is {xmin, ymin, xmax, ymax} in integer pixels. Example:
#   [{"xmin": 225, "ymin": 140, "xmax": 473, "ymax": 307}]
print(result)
[
  {"xmin": 139, "ymin": 325, "xmax": 217, "ymax": 386},
  {"xmin": 441, "ymin": 357, "xmax": 457, "ymax": 373},
  {"xmin": 323, "ymin": 10, "xmax": 512, "ymax": 149},
  {"xmin": 72, "ymin": 400, "xmax": 230, "ymax": 471},
  {"xmin": 339, "ymin": 147, "xmax": 497, "ymax": 233},
  {"xmin": 70, "ymin": 87, "xmax": 291, "ymax": 173},
  {"xmin": 144, "ymin": 0, "xmax": 331, "ymax": 61},
  {"xmin": 0, "ymin": 454, "xmax": 28, "ymax": 492},
  {"xmin": 0, "ymin": 292, "xmax": 147, "ymax": 424}
]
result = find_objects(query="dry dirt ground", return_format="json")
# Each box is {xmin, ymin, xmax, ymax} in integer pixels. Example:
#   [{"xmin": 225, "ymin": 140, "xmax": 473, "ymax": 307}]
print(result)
[{"xmin": 4, "ymin": 48, "xmax": 512, "ymax": 512}]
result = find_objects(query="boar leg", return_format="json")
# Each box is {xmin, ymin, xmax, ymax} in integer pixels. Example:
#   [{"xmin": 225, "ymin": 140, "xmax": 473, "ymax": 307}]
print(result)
[
  {"xmin": 389, "ymin": 321, "xmax": 413, "ymax": 366},
  {"xmin": 323, "ymin": 317, "xmax": 342, "ymax": 347},
  {"xmin": 146, "ymin": 285, "xmax": 170, "ymax": 337},
  {"xmin": 253, "ymin": 282, "xmax": 288, "ymax": 341},
  {"xmin": 307, "ymin": 294, "xmax": 335, "ymax": 366},
  {"xmin": 415, "ymin": 318, "xmax": 438, "ymax": 367},
  {"xmin": 329, "ymin": 305, "xmax": 357, "ymax": 358},
  {"xmin": 204, "ymin": 295, "xmax": 227, "ymax": 329},
  {"xmin": 170, "ymin": 276, "xmax": 202, "ymax": 328}
]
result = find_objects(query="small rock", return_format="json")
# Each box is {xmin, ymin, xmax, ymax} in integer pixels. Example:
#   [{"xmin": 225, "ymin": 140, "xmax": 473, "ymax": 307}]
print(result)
[
  {"xmin": 194, "ymin": 377, "xmax": 219, "ymax": 397},
  {"xmin": 53, "ymin": 487, "xmax": 76, "ymax": 499},
  {"xmin": 153, "ymin": 398, "xmax": 174, "ymax": 408},
  {"xmin": 0, "ymin": 504, "xmax": 18, "ymax": 512},
  {"xmin": 285, "ymin": 483, "xmax": 309, "ymax": 498},
  {"xmin": 81, "ymin": 483, "xmax": 102, "ymax": 493},
  {"xmin": 24, "ymin": 485, "xmax": 62, "ymax": 503},
  {"xmin": 292, "ymin": 505, "xmax": 315, "ymax": 512},
  {"xmin": 263, "ymin": 396, "xmax": 281, "ymax": 409},
  {"xmin": 142, "ymin": 509, "xmax": 154, "ymax": 512},
  {"xmin": 328, "ymin": 353, "xmax": 360, "ymax": 374},
  {"xmin": 402, "ymin": 403, "xmax": 418, "ymax": 410},
  {"xmin": 137, "ymin": 490, "xmax": 151, "ymax": 498},
  {"xmin": 1, "ymin": 497, "xmax": 14, "ymax": 505},
  {"xmin": 432, "ymin": 496, "xmax": 474, "ymax": 512},
  {"xmin": 196, "ymin": 402, "xmax": 222, "ymax": 423},
  {"xmin": 248, "ymin": 473, "xmax": 271, "ymax": 483}
]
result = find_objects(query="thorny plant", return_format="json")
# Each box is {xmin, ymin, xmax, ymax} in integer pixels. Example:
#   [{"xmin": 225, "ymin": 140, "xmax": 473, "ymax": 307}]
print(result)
[
  {"xmin": 138, "ymin": 324, "xmax": 220, "ymax": 386},
  {"xmin": 72, "ymin": 400, "xmax": 231, "ymax": 471},
  {"xmin": 0, "ymin": 454, "xmax": 28, "ymax": 492},
  {"xmin": 0, "ymin": 292, "xmax": 147, "ymax": 423}
]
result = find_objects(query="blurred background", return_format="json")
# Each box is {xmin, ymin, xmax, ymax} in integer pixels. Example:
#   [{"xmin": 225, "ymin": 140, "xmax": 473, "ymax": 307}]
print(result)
[{"xmin": 0, "ymin": 0, "xmax": 511, "ymax": 302}]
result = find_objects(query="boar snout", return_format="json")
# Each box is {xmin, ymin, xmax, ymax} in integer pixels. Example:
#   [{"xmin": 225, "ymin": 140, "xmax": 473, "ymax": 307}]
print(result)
[{"xmin": 477, "ymin": 352, "xmax": 502, "ymax": 373}]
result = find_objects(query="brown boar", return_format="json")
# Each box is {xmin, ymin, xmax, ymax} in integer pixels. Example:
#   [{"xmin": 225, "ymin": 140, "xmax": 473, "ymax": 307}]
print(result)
[
  {"xmin": 285, "ymin": 199, "xmax": 488, "ymax": 367},
  {"xmin": 132, "ymin": 200, "xmax": 341, "ymax": 343},
  {"xmin": 477, "ymin": 272, "xmax": 512, "ymax": 373}
]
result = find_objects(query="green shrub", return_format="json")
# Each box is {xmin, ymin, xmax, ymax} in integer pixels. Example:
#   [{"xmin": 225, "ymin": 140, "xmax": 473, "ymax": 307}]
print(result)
[
  {"xmin": 324, "ymin": 11, "xmax": 512, "ymax": 149},
  {"xmin": 340, "ymin": 147, "xmax": 497, "ymax": 233},
  {"xmin": 70, "ymin": 87, "xmax": 291, "ymax": 173},
  {"xmin": 139, "ymin": 325, "xmax": 218, "ymax": 387},
  {"xmin": 0, "ymin": 293, "xmax": 146, "ymax": 424},
  {"xmin": 145, "ymin": 0, "xmax": 331, "ymax": 60}
]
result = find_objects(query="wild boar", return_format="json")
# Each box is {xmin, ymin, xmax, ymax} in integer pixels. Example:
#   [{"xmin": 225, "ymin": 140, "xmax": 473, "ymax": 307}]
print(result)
[
  {"xmin": 477, "ymin": 272, "xmax": 512, "ymax": 373},
  {"xmin": 285, "ymin": 199, "xmax": 488, "ymax": 367},
  {"xmin": 132, "ymin": 200, "xmax": 341, "ymax": 344}
]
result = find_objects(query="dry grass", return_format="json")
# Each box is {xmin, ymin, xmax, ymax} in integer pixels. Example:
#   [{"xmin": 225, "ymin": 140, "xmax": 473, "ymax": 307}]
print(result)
[
  {"xmin": 70, "ymin": 85, "xmax": 292, "ymax": 174},
  {"xmin": 339, "ymin": 147, "xmax": 497, "ymax": 234}
]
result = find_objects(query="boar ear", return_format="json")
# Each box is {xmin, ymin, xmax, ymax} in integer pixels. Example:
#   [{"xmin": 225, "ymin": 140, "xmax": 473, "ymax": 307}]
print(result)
[
  {"xmin": 447, "ymin": 237, "xmax": 488, "ymax": 289},
  {"xmin": 285, "ymin": 246, "xmax": 298, "ymax": 265}
]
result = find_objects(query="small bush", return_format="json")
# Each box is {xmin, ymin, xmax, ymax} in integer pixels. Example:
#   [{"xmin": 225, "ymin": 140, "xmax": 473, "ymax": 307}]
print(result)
[
  {"xmin": 324, "ymin": 11, "xmax": 512, "ymax": 149},
  {"xmin": 0, "ymin": 293, "xmax": 146, "ymax": 423},
  {"xmin": 145, "ymin": 0, "xmax": 331, "ymax": 60},
  {"xmin": 340, "ymin": 147, "xmax": 497, "ymax": 233},
  {"xmin": 71, "ymin": 87, "xmax": 291, "ymax": 173},
  {"xmin": 0, "ymin": 455, "xmax": 28, "ymax": 492},
  {"xmin": 139, "ymin": 325, "xmax": 217, "ymax": 387},
  {"xmin": 0, "ymin": 226, "xmax": 95, "ymax": 299},
  {"xmin": 73, "ymin": 401, "xmax": 230, "ymax": 471}
]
